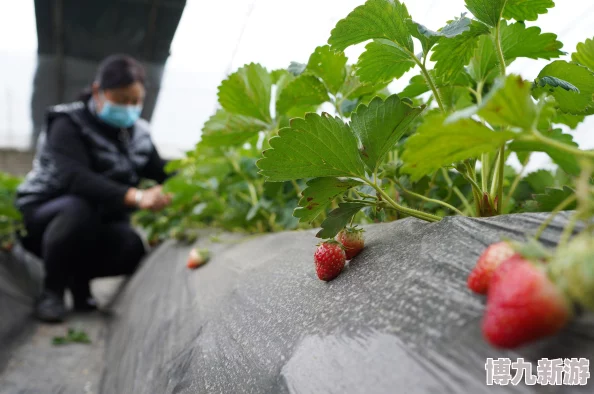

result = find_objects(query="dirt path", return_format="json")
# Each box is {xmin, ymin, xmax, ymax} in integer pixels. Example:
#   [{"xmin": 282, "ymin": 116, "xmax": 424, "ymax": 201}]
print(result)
[{"xmin": 0, "ymin": 278, "xmax": 124, "ymax": 394}]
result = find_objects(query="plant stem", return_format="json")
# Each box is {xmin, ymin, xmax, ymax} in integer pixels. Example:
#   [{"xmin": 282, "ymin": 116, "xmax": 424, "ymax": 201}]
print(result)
[
  {"xmin": 534, "ymin": 194, "xmax": 577, "ymax": 240},
  {"xmin": 396, "ymin": 181, "xmax": 465, "ymax": 216},
  {"xmin": 505, "ymin": 153, "xmax": 530, "ymax": 210},
  {"xmin": 364, "ymin": 179, "xmax": 441, "ymax": 222},
  {"xmin": 290, "ymin": 179, "xmax": 302, "ymax": 198},
  {"xmin": 494, "ymin": 21, "xmax": 506, "ymax": 76},
  {"xmin": 558, "ymin": 213, "xmax": 579, "ymax": 250},
  {"xmin": 441, "ymin": 168, "xmax": 474, "ymax": 215},
  {"xmin": 412, "ymin": 55, "xmax": 446, "ymax": 113},
  {"xmin": 529, "ymin": 129, "xmax": 594, "ymax": 159},
  {"xmin": 496, "ymin": 146, "xmax": 505, "ymax": 214}
]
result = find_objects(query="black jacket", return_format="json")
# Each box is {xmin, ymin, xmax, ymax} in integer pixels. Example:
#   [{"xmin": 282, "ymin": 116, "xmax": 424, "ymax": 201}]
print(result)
[{"xmin": 16, "ymin": 100, "xmax": 170, "ymax": 214}]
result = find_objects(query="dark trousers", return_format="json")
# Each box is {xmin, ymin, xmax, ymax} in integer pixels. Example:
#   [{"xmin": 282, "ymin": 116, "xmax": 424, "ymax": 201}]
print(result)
[{"xmin": 19, "ymin": 195, "xmax": 146, "ymax": 297}]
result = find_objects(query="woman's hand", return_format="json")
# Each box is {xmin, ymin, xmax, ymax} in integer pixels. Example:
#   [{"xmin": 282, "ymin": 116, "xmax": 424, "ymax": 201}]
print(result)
[
  {"xmin": 139, "ymin": 185, "xmax": 172, "ymax": 211},
  {"xmin": 125, "ymin": 186, "xmax": 172, "ymax": 211}
]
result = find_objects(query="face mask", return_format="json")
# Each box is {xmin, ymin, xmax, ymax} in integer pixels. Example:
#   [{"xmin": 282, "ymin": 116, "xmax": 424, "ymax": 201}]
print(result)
[{"xmin": 97, "ymin": 95, "xmax": 143, "ymax": 128}]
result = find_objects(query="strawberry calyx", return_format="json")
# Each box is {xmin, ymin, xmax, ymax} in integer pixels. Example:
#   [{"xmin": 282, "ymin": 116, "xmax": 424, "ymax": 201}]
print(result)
[{"xmin": 316, "ymin": 239, "xmax": 345, "ymax": 249}]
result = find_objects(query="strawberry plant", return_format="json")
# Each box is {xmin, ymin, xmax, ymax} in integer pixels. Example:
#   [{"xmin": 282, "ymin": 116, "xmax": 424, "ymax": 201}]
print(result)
[
  {"xmin": 138, "ymin": 50, "xmax": 389, "ymax": 241},
  {"xmin": 0, "ymin": 171, "xmax": 23, "ymax": 251},
  {"xmin": 255, "ymin": 0, "xmax": 594, "ymax": 239}
]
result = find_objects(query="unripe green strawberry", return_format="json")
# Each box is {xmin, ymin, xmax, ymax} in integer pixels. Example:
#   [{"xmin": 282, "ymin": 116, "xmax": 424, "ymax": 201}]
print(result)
[
  {"xmin": 336, "ymin": 227, "xmax": 365, "ymax": 260},
  {"xmin": 314, "ymin": 240, "xmax": 346, "ymax": 281},
  {"xmin": 550, "ymin": 233, "xmax": 594, "ymax": 311}
]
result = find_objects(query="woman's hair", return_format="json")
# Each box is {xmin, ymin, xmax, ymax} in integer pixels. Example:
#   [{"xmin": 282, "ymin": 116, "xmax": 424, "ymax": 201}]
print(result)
[{"xmin": 78, "ymin": 54, "xmax": 146, "ymax": 101}]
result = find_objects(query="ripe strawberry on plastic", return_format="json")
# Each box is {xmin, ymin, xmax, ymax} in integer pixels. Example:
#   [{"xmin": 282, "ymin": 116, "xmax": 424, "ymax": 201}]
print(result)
[
  {"xmin": 482, "ymin": 255, "xmax": 573, "ymax": 349},
  {"xmin": 187, "ymin": 248, "xmax": 210, "ymax": 269},
  {"xmin": 336, "ymin": 227, "xmax": 365, "ymax": 260},
  {"xmin": 467, "ymin": 241, "xmax": 516, "ymax": 294},
  {"xmin": 314, "ymin": 240, "xmax": 346, "ymax": 281}
]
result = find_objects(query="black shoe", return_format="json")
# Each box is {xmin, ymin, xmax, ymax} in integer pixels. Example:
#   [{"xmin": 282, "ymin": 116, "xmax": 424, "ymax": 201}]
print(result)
[
  {"xmin": 35, "ymin": 290, "xmax": 67, "ymax": 323},
  {"xmin": 73, "ymin": 296, "xmax": 99, "ymax": 312}
]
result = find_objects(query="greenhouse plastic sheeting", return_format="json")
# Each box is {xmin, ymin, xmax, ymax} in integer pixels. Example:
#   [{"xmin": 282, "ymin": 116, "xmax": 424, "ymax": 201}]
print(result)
[{"xmin": 100, "ymin": 212, "xmax": 593, "ymax": 394}]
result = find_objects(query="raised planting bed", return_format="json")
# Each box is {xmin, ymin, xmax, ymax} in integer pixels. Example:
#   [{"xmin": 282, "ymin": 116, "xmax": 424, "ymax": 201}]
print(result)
[{"xmin": 100, "ymin": 213, "xmax": 593, "ymax": 394}]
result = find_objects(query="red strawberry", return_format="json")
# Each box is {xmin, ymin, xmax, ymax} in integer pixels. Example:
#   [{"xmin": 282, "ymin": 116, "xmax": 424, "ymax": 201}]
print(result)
[
  {"xmin": 467, "ymin": 242, "xmax": 516, "ymax": 294},
  {"xmin": 314, "ymin": 240, "xmax": 346, "ymax": 281},
  {"xmin": 336, "ymin": 227, "xmax": 365, "ymax": 260},
  {"xmin": 482, "ymin": 255, "xmax": 573, "ymax": 349},
  {"xmin": 187, "ymin": 248, "xmax": 210, "ymax": 269}
]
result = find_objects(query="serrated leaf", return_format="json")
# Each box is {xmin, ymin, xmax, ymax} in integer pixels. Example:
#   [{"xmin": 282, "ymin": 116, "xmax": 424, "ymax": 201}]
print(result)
[
  {"xmin": 306, "ymin": 45, "xmax": 347, "ymax": 95},
  {"xmin": 465, "ymin": 0, "xmax": 506, "ymax": 27},
  {"xmin": 288, "ymin": 62, "xmax": 307, "ymax": 76},
  {"xmin": 351, "ymin": 95, "xmax": 425, "ymax": 172},
  {"xmin": 524, "ymin": 169, "xmax": 555, "ymax": 194},
  {"xmin": 276, "ymin": 75, "xmax": 329, "ymax": 114},
  {"xmin": 536, "ymin": 76, "xmax": 579, "ymax": 92},
  {"xmin": 468, "ymin": 35, "xmax": 498, "ymax": 83},
  {"xmin": 258, "ymin": 113, "xmax": 366, "ymax": 182},
  {"xmin": 341, "ymin": 67, "xmax": 390, "ymax": 101},
  {"xmin": 408, "ymin": 15, "xmax": 472, "ymax": 54},
  {"xmin": 200, "ymin": 110, "xmax": 269, "ymax": 147},
  {"xmin": 294, "ymin": 178, "xmax": 363, "ymax": 223},
  {"xmin": 402, "ymin": 114, "xmax": 515, "ymax": 180},
  {"xmin": 501, "ymin": 21, "xmax": 564, "ymax": 62},
  {"xmin": 509, "ymin": 129, "xmax": 580, "ymax": 175},
  {"xmin": 316, "ymin": 202, "xmax": 367, "ymax": 239},
  {"xmin": 218, "ymin": 63, "xmax": 272, "ymax": 122},
  {"xmin": 399, "ymin": 74, "xmax": 430, "ymax": 98},
  {"xmin": 503, "ymin": 0, "xmax": 555, "ymax": 22},
  {"xmin": 328, "ymin": 0, "xmax": 413, "ymax": 52},
  {"xmin": 431, "ymin": 20, "xmax": 490, "ymax": 84},
  {"xmin": 532, "ymin": 186, "xmax": 577, "ymax": 212},
  {"xmin": 448, "ymin": 74, "xmax": 537, "ymax": 130},
  {"xmin": 532, "ymin": 61, "xmax": 594, "ymax": 115},
  {"xmin": 553, "ymin": 112, "xmax": 585, "ymax": 129},
  {"xmin": 357, "ymin": 39, "xmax": 416, "ymax": 84},
  {"xmin": 572, "ymin": 37, "xmax": 594, "ymax": 71}
]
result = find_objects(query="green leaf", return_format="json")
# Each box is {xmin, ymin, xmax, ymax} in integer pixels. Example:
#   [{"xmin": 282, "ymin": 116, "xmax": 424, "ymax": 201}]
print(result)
[
  {"xmin": 532, "ymin": 61, "xmax": 594, "ymax": 115},
  {"xmin": 509, "ymin": 129, "xmax": 580, "ymax": 175},
  {"xmin": 218, "ymin": 63, "xmax": 272, "ymax": 122},
  {"xmin": 468, "ymin": 35, "xmax": 498, "ymax": 83},
  {"xmin": 524, "ymin": 169, "xmax": 555, "ymax": 194},
  {"xmin": 294, "ymin": 178, "xmax": 363, "ymax": 223},
  {"xmin": 328, "ymin": 0, "xmax": 413, "ymax": 52},
  {"xmin": 306, "ymin": 45, "xmax": 347, "ymax": 95},
  {"xmin": 399, "ymin": 74, "xmax": 430, "ymax": 98},
  {"xmin": 553, "ymin": 112, "xmax": 585, "ymax": 129},
  {"xmin": 532, "ymin": 186, "xmax": 577, "ymax": 212},
  {"xmin": 276, "ymin": 75, "xmax": 329, "ymax": 114},
  {"xmin": 316, "ymin": 202, "xmax": 367, "ymax": 239},
  {"xmin": 448, "ymin": 74, "xmax": 536, "ymax": 130},
  {"xmin": 503, "ymin": 0, "xmax": 555, "ymax": 22},
  {"xmin": 501, "ymin": 21, "xmax": 564, "ymax": 62},
  {"xmin": 341, "ymin": 67, "xmax": 390, "ymax": 100},
  {"xmin": 402, "ymin": 114, "xmax": 515, "ymax": 180},
  {"xmin": 431, "ymin": 20, "xmax": 490, "ymax": 84},
  {"xmin": 536, "ymin": 76, "xmax": 579, "ymax": 92},
  {"xmin": 357, "ymin": 39, "xmax": 416, "ymax": 84},
  {"xmin": 572, "ymin": 37, "xmax": 594, "ymax": 71},
  {"xmin": 408, "ymin": 14, "xmax": 472, "ymax": 54},
  {"xmin": 258, "ymin": 113, "xmax": 366, "ymax": 182},
  {"xmin": 465, "ymin": 0, "xmax": 506, "ymax": 27},
  {"xmin": 351, "ymin": 95, "xmax": 425, "ymax": 172},
  {"xmin": 200, "ymin": 110, "xmax": 269, "ymax": 147}
]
